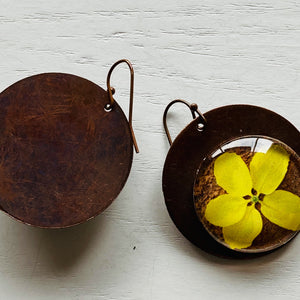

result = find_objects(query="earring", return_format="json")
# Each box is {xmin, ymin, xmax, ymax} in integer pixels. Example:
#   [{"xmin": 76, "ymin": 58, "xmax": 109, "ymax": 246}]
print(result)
[
  {"xmin": 162, "ymin": 100, "xmax": 299, "ymax": 258},
  {"xmin": 0, "ymin": 59, "xmax": 138, "ymax": 228}
]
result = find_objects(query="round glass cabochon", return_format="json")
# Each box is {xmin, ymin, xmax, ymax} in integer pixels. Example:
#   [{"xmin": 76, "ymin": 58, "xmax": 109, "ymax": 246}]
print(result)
[{"xmin": 193, "ymin": 136, "xmax": 300, "ymax": 253}]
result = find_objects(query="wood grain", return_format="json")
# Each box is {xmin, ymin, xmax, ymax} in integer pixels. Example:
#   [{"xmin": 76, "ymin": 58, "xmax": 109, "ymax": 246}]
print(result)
[{"xmin": 0, "ymin": 1, "xmax": 299, "ymax": 299}]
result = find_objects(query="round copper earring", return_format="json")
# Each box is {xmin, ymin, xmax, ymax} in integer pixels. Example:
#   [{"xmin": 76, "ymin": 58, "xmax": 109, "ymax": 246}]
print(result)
[
  {"xmin": 0, "ymin": 59, "xmax": 138, "ymax": 228},
  {"xmin": 162, "ymin": 100, "xmax": 299, "ymax": 258}
]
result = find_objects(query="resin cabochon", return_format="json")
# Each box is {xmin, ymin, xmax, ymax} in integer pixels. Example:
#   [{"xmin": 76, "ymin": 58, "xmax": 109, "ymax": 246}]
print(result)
[{"xmin": 193, "ymin": 136, "xmax": 300, "ymax": 253}]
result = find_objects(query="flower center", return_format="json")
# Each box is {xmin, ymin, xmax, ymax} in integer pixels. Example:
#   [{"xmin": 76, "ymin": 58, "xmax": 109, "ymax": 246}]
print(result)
[{"xmin": 243, "ymin": 189, "xmax": 264, "ymax": 205}]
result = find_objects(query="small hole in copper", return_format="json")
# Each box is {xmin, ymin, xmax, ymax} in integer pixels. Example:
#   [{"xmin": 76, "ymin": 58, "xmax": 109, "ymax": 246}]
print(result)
[
  {"xmin": 197, "ymin": 123, "xmax": 205, "ymax": 132},
  {"xmin": 104, "ymin": 104, "xmax": 112, "ymax": 112}
]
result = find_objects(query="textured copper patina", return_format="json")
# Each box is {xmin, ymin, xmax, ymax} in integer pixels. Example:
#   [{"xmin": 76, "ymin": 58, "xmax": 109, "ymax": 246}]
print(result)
[
  {"xmin": 162, "ymin": 103, "xmax": 300, "ymax": 258},
  {"xmin": 0, "ymin": 60, "xmax": 137, "ymax": 228}
]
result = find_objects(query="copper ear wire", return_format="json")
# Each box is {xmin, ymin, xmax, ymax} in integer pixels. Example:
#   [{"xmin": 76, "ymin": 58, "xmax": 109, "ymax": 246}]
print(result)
[
  {"xmin": 163, "ymin": 99, "xmax": 206, "ymax": 146},
  {"xmin": 106, "ymin": 59, "xmax": 139, "ymax": 153}
]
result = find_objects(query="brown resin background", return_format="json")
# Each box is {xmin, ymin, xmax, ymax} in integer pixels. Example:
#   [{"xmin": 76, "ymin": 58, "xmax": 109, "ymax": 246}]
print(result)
[{"xmin": 194, "ymin": 145, "xmax": 300, "ymax": 251}]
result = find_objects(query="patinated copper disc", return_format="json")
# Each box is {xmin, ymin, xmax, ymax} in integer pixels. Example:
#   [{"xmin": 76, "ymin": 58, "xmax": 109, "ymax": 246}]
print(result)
[
  {"xmin": 162, "ymin": 105, "xmax": 300, "ymax": 258},
  {"xmin": 0, "ymin": 73, "xmax": 133, "ymax": 228}
]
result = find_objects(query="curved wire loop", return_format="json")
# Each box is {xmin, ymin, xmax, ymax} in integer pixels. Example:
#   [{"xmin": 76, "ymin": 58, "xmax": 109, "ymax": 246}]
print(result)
[
  {"xmin": 163, "ymin": 99, "xmax": 207, "ymax": 146},
  {"xmin": 106, "ymin": 59, "xmax": 139, "ymax": 153}
]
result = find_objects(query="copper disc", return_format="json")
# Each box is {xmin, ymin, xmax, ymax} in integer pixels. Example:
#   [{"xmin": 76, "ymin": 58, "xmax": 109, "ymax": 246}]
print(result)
[
  {"xmin": 0, "ymin": 73, "xmax": 133, "ymax": 228},
  {"xmin": 162, "ymin": 105, "xmax": 300, "ymax": 258}
]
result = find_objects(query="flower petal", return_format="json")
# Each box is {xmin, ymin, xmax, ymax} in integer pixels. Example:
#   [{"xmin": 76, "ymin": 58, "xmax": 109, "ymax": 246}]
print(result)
[
  {"xmin": 261, "ymin": 190, "xmax": 300, "ymax": 231},
  {"xmin": 249, "ymin": 152, "xmax": 265, "ymax": 180},
  {"xmin": 250, "ymin": 144, "xmax": 289, "ymax": 195},
  {"xmin": 205, "ymin": 194, "xmax": 248, "ymax": 227},
  {"xmin": 223, "ymin": 206, "xmax": 263, "ymax": 249},
  {"xmin": 214, "ymin": 152, "xmax": 252, "ymax": 196}
]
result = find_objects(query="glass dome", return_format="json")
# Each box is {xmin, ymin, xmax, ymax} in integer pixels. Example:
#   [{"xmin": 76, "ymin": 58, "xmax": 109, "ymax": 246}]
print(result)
[{"xmin": 193, "ymin": 136, "xmax": 300, "ymax": 253}]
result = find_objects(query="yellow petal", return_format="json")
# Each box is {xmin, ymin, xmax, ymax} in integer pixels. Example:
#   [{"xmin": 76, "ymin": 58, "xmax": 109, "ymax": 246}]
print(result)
[
  {"xmin": 223, "ymin": 206, "xmax": 263, "ymax": 249},
  {"xmin": 250, "ymin": 144, "xmax": 289, "ymax": 195},
  {"xmin": 249, "ymin": 152, "xmax": 265, "ymax": 180},
  {"xmin": 214, "ymin": 152, "xmax": 252, "ymax": 196},
  {"xmin": 205, "ymin": 194, "xmax": 248, "ymax": 227},
  {"xmin": 261, "ymin": 190, "xmax": 300, "ymax": 231}
]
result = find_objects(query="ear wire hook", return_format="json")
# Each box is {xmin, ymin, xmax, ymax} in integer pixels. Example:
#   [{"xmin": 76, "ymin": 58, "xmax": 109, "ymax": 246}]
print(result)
[
  {"xmin": 106, "ymin": 59, "xmax": 139, "ymax": 153},
  {"xmin": 163, "ymin": 99, "xmax": 207, "ymax": 146}
]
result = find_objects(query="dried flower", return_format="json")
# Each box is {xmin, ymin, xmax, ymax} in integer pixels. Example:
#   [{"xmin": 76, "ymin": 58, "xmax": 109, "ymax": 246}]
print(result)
[{"xmin": 205, "ymin": 144, "xmax": 300, "ymax": 249}]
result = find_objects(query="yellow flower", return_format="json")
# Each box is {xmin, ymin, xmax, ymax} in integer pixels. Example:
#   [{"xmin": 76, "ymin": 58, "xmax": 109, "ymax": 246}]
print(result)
[{"xmin": 205, "ymin": 144, "xmax": 300, "ymax": 250}]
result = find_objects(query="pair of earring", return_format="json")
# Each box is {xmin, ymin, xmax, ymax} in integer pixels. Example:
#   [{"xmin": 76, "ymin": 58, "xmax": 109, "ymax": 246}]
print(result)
[{"xmin": 0, "ymin": 59, "xmax": 299, "ymax": 258}]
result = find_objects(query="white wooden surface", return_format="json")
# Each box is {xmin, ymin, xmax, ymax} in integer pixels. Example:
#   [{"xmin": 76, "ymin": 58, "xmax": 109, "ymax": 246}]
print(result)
[{"xmin": 0, "ymin": 1, "xmax": 299, "ymax": 299}]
